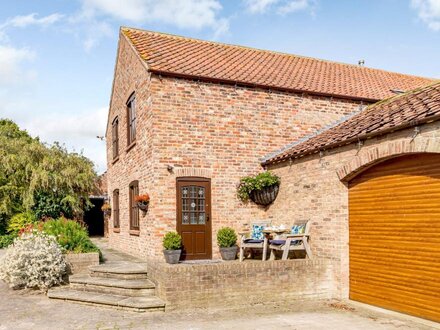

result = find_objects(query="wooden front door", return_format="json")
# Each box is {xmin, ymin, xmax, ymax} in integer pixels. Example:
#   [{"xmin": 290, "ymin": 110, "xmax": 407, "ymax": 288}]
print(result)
[
  {"xmin": 349, "ymin": 153, "xmax": 440, "ymax": 322},
  {"xmin": 176, "ymin": 178, "xmax": 212, "ymax": 260}
]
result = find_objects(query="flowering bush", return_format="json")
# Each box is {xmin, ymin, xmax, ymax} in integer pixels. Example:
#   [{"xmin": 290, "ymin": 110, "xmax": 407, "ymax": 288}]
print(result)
[
  {"xmin": 134, "ymin": 194, "xmax": 150, "ymax": 203},
  {"xmin": 42, "ymin": 218, "xmax": 100, "ymax": 254},
  {"xmin": 0, "ymin": 232, "xmax": 67, "ymax": 291},
  {"xmin": 7, "ymin": 211, "xmax": 38, "ymax": 235}
]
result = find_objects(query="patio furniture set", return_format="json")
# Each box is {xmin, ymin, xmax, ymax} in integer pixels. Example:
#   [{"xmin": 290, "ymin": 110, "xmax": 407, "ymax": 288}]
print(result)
[{"xmin": 238, "ymin": 220, "xmax": 312, "ymax": 262}]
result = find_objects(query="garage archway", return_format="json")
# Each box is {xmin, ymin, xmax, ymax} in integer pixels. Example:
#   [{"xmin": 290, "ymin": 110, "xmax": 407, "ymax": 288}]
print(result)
[{"xmin": 349, "ymin": 153, "xmax": 440, "ymax": 322}]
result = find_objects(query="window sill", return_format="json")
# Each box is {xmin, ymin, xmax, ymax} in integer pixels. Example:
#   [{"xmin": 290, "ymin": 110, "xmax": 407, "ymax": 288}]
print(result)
[
  {"xmin": 113, "ymin": 228, "xmax": 120, "ymax": 233},
  {"xmin": 111, "ymin": 156, "xmax": 120, "ymax": 165},
  {"xmin": 126, "ymin": 141, "xmax": 136, "ymax": 152},
  {"xmin": 129, "ymin": 229, "xmax": 140, "ymax": 236}
]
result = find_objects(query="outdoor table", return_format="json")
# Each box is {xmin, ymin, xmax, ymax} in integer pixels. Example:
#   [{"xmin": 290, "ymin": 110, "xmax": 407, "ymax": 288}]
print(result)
[
  {"xmin": 259, "ymin": 228, "xmax": 290, "ymax": 260},
  {"xmin": 262, "ymin": 228, "xmax": 290, "ymax": 240}
]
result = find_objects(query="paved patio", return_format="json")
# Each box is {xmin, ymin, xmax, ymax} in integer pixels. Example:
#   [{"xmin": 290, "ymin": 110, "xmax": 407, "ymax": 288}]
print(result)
[
  {"xmin": 0, "ymin": 244, "xmax": 438, "ymax": 330},
  {"xmin": 0, "ymin": 278, "xmax": 438, "ymax": 330}
]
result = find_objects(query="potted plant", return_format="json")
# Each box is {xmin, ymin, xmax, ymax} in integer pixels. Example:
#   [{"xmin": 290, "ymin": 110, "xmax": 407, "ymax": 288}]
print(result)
[
  {"xmin": 101, "ymin": 203, "xmax": 111, "ymax": 217},
  {"xmin": 135, "ymin": 194, "xmax": 150, "ymax": 212},
  {"xmin": 237, "ymin": 171, "xmax": 280, "ymax": 206},
  {"xmin": 163, "ymin": 231, "xmax": 182, "ymax": 264},
  {"xmin": 217, "ymin": 227, "xmax": 238, "ymax": 260}
]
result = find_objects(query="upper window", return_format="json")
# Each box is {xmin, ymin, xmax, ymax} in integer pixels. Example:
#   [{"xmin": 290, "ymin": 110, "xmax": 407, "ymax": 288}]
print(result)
[
  {"xmin": 129, "ymin": 181, "xmax": 139, "ymax": 231},
  {"xmin": 127, "ymin": 93, "xmax": 136, "ymax": 146},
  {"xmin": 113, "ymin": 189, "xmax": 120, "ymax": 229},
  {"xmin": 112, "ymin": 117, "xmax": 119, "ymax": 159}
]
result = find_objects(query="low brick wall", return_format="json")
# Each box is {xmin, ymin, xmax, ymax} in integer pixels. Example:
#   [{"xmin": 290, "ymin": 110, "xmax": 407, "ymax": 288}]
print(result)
[
  {"xmin": 65, "ymin": 252, "xmax": 100, "ymax": 274},
  {"xmin": 147, "ymin": 258, "xmax": 336, "ymax": 310}
]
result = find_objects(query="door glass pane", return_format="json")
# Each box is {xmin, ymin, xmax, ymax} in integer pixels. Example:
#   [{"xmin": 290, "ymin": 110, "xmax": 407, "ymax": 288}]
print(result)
[
  {"xmin": 190, "ymin": 212, "xmax": 197, "ymax": 224},
  {"xmin": 181, "ymin": 185, "xmax": 206, "ymax": 225},
  {"xmin": 197, "ymin": 199, "xmax": 205, "ymax": 212}
]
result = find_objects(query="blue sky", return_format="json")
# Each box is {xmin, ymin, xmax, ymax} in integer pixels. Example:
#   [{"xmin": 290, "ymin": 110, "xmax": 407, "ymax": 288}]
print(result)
[{"xmin": 0, "ymin": 0, "xmax": 439, "ymax": 174}]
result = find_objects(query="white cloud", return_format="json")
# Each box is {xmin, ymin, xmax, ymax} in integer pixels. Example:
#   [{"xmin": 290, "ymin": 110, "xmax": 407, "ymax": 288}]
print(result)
[
  {"xmin": 411, "ymin": 0, "xmax": 440, "ymax": 31},
  {"xmin": 243, "ymin": 0, "xmax": 279, "ymax": 14},
  {"xmin": 243, "ymin": 0, "xmax": 315, "ymax": 15},
  {"xmin": 278, "ymin": 0, "xmax": 310, "ymax": 14},
  {"xmin": 0, "ymin": 45, "xmax": 36, "ymax": 86},
  {"xmin": 1, "ymin": 13, "xmax": 64, "ymax": 29},
  {"xmin": 78, "ymin": 0, "xmax": 229, "ymax": 43}
]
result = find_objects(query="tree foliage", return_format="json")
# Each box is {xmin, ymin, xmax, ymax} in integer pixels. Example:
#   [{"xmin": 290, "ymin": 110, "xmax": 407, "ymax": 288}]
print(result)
[{"xmin": 0, "ymin": 119, "xmax": 97, "ymax": 222}]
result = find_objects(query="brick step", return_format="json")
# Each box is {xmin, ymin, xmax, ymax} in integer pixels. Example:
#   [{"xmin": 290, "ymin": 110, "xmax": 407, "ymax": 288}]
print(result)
[
  {"xmin": 89, "ymin": 263, "xmax": 149, "ymax": 279},
  {"xmin": 47, "ymin": 288, "xmax": 165, "ymax": 312},
  {"xmin": 69, "ymin": 275, "xmax": 156, "ymax": 297}
]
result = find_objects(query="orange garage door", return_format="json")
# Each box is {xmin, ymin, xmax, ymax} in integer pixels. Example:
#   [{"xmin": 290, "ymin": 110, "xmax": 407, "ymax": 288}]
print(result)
[{"xmin": 349, "ymin": 153, "xmax": 440, "ymax": 322}]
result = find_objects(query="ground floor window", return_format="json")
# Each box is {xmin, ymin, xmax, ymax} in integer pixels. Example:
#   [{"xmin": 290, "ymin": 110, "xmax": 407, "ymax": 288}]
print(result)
[
  {"xmin": 113, "ymin": 189, "xmax": 119, "ymax": 228},
  {"xmin": 129, "ymin": 181, "xmax": 139, "ymax": 231}
]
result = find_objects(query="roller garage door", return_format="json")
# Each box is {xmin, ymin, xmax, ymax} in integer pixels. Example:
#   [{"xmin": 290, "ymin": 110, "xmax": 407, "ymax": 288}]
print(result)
[{"xmin": 349, "ymin": 153, "xmax": 440, "ymax": 322}]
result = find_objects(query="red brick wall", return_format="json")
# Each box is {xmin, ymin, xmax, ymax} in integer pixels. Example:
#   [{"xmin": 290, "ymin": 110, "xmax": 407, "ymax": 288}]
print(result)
[
  {"xmin": 147, "ymin": 258, "xmax": 336, "ymax": 309},
  {"xmin": 106, "ymin": 32, "xmax": 365, "ymax": 260}
]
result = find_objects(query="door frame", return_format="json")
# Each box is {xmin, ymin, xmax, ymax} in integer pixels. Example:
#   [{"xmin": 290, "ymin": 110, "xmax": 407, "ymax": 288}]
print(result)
[{"xmin": 176, "ymin": 177, "xmax": 212, "ymax": 260}]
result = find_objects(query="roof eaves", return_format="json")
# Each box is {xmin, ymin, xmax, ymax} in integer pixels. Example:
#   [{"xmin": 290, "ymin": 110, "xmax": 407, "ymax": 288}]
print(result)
[{"xmin": 263, "ymin": 110, "xmax": 440, "ymax": 167}]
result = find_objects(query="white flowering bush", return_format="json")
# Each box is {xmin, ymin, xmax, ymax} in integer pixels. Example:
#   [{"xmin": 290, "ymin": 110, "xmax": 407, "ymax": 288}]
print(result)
[{"xmin": 0, "ymin": 231, "xmax": 67, "ymax": 291}]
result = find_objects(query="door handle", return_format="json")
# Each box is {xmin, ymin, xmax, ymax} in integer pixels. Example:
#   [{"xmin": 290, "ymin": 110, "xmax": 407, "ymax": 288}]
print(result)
[{"xmin": 206, "ymin": 215, "xmax": 210, "ymax": 222}]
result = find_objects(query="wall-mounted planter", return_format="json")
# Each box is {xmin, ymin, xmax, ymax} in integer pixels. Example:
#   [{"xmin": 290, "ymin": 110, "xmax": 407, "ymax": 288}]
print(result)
[
  {"xmin": 137, "ymin": 201, "xmax": 149, "ymax": 212},
  {"xmin": 250, "ymin": 184, "xmax": 279, "ymax": 206}
]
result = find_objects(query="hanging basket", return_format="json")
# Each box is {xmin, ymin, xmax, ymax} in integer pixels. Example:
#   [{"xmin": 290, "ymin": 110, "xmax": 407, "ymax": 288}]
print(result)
[
  {"xmin": 249, "ymin": 184, "xmax": 279, "ymax": 206},
  {"xmin": 137, "ymin": 201, "xmax": 149, "ymax": 212}
]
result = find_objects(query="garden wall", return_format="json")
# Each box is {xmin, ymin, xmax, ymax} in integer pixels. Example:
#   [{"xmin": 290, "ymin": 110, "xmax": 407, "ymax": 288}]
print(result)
[
  {"xmin": 65, "ymin": 252, "xmax": 100, "ymax": 274},
  {"xmin": 147, "ymin": 258, "xmax": 336, "ymax": 310}
]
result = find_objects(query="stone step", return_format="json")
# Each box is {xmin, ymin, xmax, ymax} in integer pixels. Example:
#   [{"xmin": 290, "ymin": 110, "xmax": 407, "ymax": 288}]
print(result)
[
  {"xmin": 47, "ymin": 288, "xmax": 165, "ymax": 312},
  {"xmin": 89, "ymin": 263, "xmax": 149, "ymax": 279},
  {"xmin": 69, "ymin": 275, "xmax": 156, "ymax": 297}
]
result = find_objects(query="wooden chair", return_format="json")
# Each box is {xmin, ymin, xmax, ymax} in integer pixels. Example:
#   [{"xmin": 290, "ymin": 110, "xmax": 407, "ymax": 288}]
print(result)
[
  {"xmin": 238, "ymin": 220, "xmax": 271, "ymax": 262},
  {"xmin": 269, "ymin": 221, "xmax": 313, "ymax": 260}
]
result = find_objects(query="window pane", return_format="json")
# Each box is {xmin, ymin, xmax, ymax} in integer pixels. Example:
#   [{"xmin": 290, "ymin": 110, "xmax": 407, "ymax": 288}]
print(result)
[{"xmin": 190, "ymin": 212, "xmax": 197, "ymax": 224}]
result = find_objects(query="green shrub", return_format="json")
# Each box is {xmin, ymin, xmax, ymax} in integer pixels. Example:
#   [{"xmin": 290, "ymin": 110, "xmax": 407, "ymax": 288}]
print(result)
[
  {"xmin": 7, "ymin": 212, "xmax": 37, "ymax": 235},
  {"xmin": 163, "ymin": 232, "xmax": 182, "ymax": 250},
  {"xmin": 32, "ymin": 192, "xmax": 74, "ymax": 220},
  {"xmin": 217, "ymin": 227, "xmax": 237, "ymax": 248},
  {"xmin": 0, "ymin": 234, "xmax": 16, "ymax": 249},
  {"xmin": 42, "ymin": 218, "xmax": 100, "ymax": 254},
  {"xmin": 237, "ymin": 171, "xmax": 280, "ymax": 201}
]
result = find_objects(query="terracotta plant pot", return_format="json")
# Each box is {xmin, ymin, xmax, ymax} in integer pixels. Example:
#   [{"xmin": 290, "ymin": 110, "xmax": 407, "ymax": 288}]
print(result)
[
  {"xmin": 220, "ymin": 246, "xmax": 238, "ymax": 261},
  {"xmin": 163, "ymin": 249, "xmax": 181, "ymax": 264},
  {"xmin": 137, "ymin": 201, "xmax": 149, "ymax": 212},
  {"xmin": 250, "ymin": 184, "xmax": 279, "ymax": 206}
]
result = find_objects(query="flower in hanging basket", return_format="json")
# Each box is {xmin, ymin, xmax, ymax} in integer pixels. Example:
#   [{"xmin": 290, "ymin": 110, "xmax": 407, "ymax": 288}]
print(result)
[
  {"xmin": 237, "ymin": 171, "xmax": 280, "ymax": 205},
  {"xmin": 101, "ymin": 202, "xmax": 111, "ymax": 216},
  {"xmin": 135, "ymin": 194, "xmax": 150, "ymax": 211}
]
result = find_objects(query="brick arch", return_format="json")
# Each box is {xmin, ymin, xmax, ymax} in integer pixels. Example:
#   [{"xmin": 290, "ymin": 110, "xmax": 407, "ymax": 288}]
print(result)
[
  {"xmin": 336, "ymin": 138, "xmax": 440, "ymax": 182},
  {"xmin": 174, "ymin": 167, "xmax": 213, "ymax": 179}
]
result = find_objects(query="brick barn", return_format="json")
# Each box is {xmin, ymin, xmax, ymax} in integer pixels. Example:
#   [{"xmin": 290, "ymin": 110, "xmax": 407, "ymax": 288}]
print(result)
[{"xmin": 105, "ymin": 27, "xmax": 439, "ymax": 318}]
